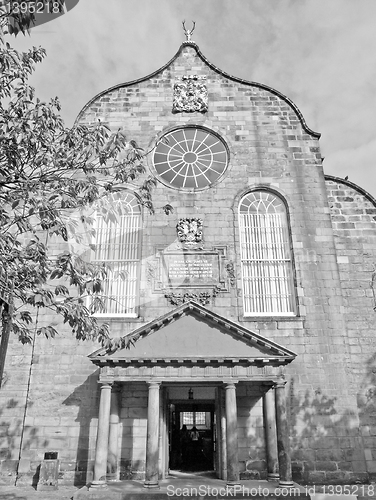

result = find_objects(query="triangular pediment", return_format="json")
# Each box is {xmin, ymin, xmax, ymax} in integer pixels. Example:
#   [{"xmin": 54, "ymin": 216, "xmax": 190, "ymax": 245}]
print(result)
[{"xmin": 89, "ymin": 302, "xmax": 296, "ymax": 366}]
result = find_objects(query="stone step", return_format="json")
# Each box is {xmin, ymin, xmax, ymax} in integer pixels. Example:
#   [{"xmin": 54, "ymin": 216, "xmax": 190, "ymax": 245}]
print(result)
[{"xmin": 73, "ymin": 481, "xmax": 310, "ymax": 500}]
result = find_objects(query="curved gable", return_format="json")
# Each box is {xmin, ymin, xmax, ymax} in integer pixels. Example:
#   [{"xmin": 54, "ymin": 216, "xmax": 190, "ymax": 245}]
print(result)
[
  {"xmin": 76, "ymin": 42, "xmax": 319, "ymax": 138},
  {"xmin": 326, "ymin": 175, "xmax": 376, "ymax": 230}
]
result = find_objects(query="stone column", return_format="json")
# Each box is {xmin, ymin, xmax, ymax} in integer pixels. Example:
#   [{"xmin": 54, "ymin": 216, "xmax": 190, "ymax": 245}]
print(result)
[
  {"xmin": 144, "ymin": 382, "xmax": 160, "ymax": 488},
  {"xmin": 263, "ymin": 387, "xmax": 279, "ymax": 481},
  {"xmin": 163, "ymin": 389, "xmax": 169, "ymax": 478},
  {"xmin": 91, "ymin": 382, "xmax": 112, "ymax": 488},
  {"xmin": 275, "ymin": 380, "xmax": 294, "ymax": 487},
  {"xmin": 218, "ymin": 387, "xmax": 227, "ymax": 480},
  {"xmin": 225, "ymin": 382, "xmax": 239, "ymax": 485},
  {"xmin": 107, "ymin": 385, "xmax": 121, "ymax": 481},
  {"xmin": 215, "ymin": 387, "xmax": 227, "ymax": 481},
  {"xmin": 158, "ymin": 387, "xmax": 167, "ymax": 479}
]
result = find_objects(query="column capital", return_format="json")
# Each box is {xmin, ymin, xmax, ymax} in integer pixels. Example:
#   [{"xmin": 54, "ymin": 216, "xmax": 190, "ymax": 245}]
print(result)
[
  {"xmin": 99, "ymin": 382, "xmax": 113, "ymax": 390},
  {"xmin": 274, "ymin": 379, "xmax": 287, "ymax": 389},
  {"xmin": 223, "ymin": 380, "xmax": 238, "ymax": 389},
  {"xmin": 147, "ymin": 381, "xmax": 161, "ymax": 389}
]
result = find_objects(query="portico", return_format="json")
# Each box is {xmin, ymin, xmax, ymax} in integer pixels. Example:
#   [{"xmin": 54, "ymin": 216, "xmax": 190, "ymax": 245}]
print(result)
[{"xmin": 88, "ymin": 301, "xmax": 296, "ymax": 489}]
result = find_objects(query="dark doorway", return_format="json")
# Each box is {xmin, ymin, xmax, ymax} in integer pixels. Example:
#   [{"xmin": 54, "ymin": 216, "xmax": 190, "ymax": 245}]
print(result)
[{"xmin": 169, "ymin": 403, "xmax": 215, "ymax": 472}]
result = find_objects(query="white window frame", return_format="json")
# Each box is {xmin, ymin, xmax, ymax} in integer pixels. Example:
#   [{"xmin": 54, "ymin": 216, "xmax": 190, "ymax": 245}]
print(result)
[
  {"xmin": 91, "ymin": 192, "xmax": 141, "ymax": 318},
  {"xmin": 239, "ymin": 190, "xmax": 296, "ymax": 317}
]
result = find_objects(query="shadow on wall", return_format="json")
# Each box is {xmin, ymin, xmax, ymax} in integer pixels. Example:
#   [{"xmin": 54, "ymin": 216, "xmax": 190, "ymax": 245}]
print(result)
[
  {"xmin": 63, "ymin": 379, "xmax": 149, "ymax": 484},
  {"xmin": 357, "ymin": 351, "xmax": 376, "ymax": 482},
  {"xmin": 288, "ymin": 377, "xmax": 367, "ymax": 485},
  {"xmin": 243, "ymin": 392, "xmax": 267, "ymax": 480},
  {"xmin": 62, "ymin": 369, "xmax": 100, "ymax": 487},
  {"xmin": 118, "ymin": 382, "xmax": 148, "ymax": 481},
  {"xmin": 0, "ymin": 393, "xmax": 48, "ymax": 485}
]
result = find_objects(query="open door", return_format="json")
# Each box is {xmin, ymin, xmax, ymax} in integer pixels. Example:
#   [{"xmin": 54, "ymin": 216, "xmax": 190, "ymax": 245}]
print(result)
[{"xmin": 169, "ymin": 403, "xmax": 215, "ymax": 472}]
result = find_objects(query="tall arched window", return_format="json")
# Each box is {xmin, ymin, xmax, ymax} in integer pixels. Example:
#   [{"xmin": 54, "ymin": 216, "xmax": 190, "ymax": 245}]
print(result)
[
  {"xmin": 93, "ymin": 192, "xmax": 141, "ymax": 317},
  {"xmin": 239, "ymin": 191, "xmax": 296, "ymax": 316}
]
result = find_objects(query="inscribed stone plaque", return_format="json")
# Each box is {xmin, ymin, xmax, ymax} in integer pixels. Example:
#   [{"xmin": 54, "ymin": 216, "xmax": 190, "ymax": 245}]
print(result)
[{"xmin": 161, "ymin": 252, "xmax": 220, "ymax": 287}]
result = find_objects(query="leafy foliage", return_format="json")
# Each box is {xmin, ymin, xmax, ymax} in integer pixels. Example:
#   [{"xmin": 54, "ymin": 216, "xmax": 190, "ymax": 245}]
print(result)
[{"xmin": 0, "ymin": 15, "xmax": 160, "ymax": 348}]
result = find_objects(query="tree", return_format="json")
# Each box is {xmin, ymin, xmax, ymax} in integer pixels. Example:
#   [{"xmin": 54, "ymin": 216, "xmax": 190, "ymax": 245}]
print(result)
[{"xmin": 0, "ymin": 9, "xmax": 163, "ymax": 386}]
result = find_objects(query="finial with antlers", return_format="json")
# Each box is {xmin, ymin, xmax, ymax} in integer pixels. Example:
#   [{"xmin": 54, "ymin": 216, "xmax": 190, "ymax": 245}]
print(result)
[{"xmin": 182, "ymin": 20, "xmax": 195, "ymax": 41}]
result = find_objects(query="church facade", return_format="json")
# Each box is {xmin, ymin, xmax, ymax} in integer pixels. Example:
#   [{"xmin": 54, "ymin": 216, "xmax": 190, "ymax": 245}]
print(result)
[{"xmin": 1, "ymin": 36, "xmax": 376, "ymax": 487}]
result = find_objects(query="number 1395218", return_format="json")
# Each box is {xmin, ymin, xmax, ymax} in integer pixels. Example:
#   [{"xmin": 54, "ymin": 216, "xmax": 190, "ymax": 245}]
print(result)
[
  {"xmin": 8, "ymin": 2, "xmax": 63, "ymax": 15},
  {"xmin": 322, "ymin": 484, "xmax": 375, "ymax": 496}
]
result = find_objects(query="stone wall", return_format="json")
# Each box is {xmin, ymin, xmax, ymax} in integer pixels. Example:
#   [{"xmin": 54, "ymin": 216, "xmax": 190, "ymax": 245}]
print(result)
[
  {"xmin": 0, "ymin": 331, "xmax": 100, "ymax": 486},
  {"xmin": 119, "ymin": 383, "xmax": 147, "ymax": 480},
  {"xmin": 237, "ymin": 384, "xmax": 266, "ymax": 480},
  {"xmin": 326, "ymin": 176, "xmax": 376, "ymax": 481},
  {"xmin": 0, "ymin": 336, "xmax": 32, "ymax": 483}
]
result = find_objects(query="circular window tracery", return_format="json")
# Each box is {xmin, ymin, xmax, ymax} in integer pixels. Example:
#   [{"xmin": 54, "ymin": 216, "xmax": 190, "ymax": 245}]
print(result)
[{"xmin": 153, "ymin": 127, "xmax": 228, "ymax": 190}]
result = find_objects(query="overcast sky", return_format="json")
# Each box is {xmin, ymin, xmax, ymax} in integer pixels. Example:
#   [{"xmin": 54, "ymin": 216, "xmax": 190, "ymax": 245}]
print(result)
[{"xmin": 9, "ymin": 0, "xmax": 376, "ymax": 196}]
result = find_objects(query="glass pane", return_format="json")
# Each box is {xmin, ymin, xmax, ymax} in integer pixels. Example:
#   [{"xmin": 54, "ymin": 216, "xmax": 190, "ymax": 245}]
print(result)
[
  {"xmin": 194, "ymin": 412, "xmax": 206, "ymax": 425},
  {"xmin": 182, "ymin": 412, "xmax": 194, "ymax": 426}
]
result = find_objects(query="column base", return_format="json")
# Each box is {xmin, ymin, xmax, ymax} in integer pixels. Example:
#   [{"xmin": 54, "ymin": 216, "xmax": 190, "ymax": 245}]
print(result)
[
  {"xmin": 144, "ymin": 481, "xmax": 160, "ymax": 489},
  {"xmin": 267, "ymin": 473, "xmax": 280, "ymax": 481},
  {"xmin": 279, "ymin": 480, "xmax": 295, "ymax": 488},
  {"xmin": 106, "ymin": 473, "xmax": 120, "ymax": 482},
  {"xmin": 90, "ymin": 480, "xmax": 108, "ymax": 489}
]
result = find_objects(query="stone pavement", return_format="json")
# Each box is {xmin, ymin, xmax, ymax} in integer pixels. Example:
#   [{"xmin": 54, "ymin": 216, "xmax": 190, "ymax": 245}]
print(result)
[
  {"xmin": 71, "ymin": 472, "xmax": 310, "ymax": 500},
  {"xmin": 0, "ymin": 476, "xmax": 375, "ymax": 500},
  {"xmin": 0, "ymin": 484, "xmax": 78, "ymax": 499},
  {"xmin": 1, "ymin": 473, "xmax": 307, "ymax": 500}
]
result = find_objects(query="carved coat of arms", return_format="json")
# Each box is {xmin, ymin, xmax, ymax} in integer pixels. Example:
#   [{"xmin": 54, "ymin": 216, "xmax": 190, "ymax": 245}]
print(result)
[
  {"xmin": 176, "ymin": 218, "xmax": 203, "ymax": 247},
  {"xmin": 173, "ymin": 75, "xmax": 208, "ymax": 113}
]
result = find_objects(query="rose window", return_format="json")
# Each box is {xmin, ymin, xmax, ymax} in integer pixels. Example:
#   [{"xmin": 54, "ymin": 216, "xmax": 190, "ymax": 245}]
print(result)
[{"xmin": 153, "ymin": 127, "xmax": 228, "ymax": 190}]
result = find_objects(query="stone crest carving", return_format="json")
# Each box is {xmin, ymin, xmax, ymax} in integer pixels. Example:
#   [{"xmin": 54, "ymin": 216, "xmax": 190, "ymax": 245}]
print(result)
[
  {"xmin": 176, "ymin": 218, "xmax": 203, "ymax": 247},
  {"xmin": 165, "ymin": 285, "xmax": 222, "ymax": 306},
  {"xmin": 226, "ymin": 261, "xmax": 236, "ymax": 287},
  {"xmin": 172, "ymin": 75, "xmax": 208, "ymax": 114}
]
